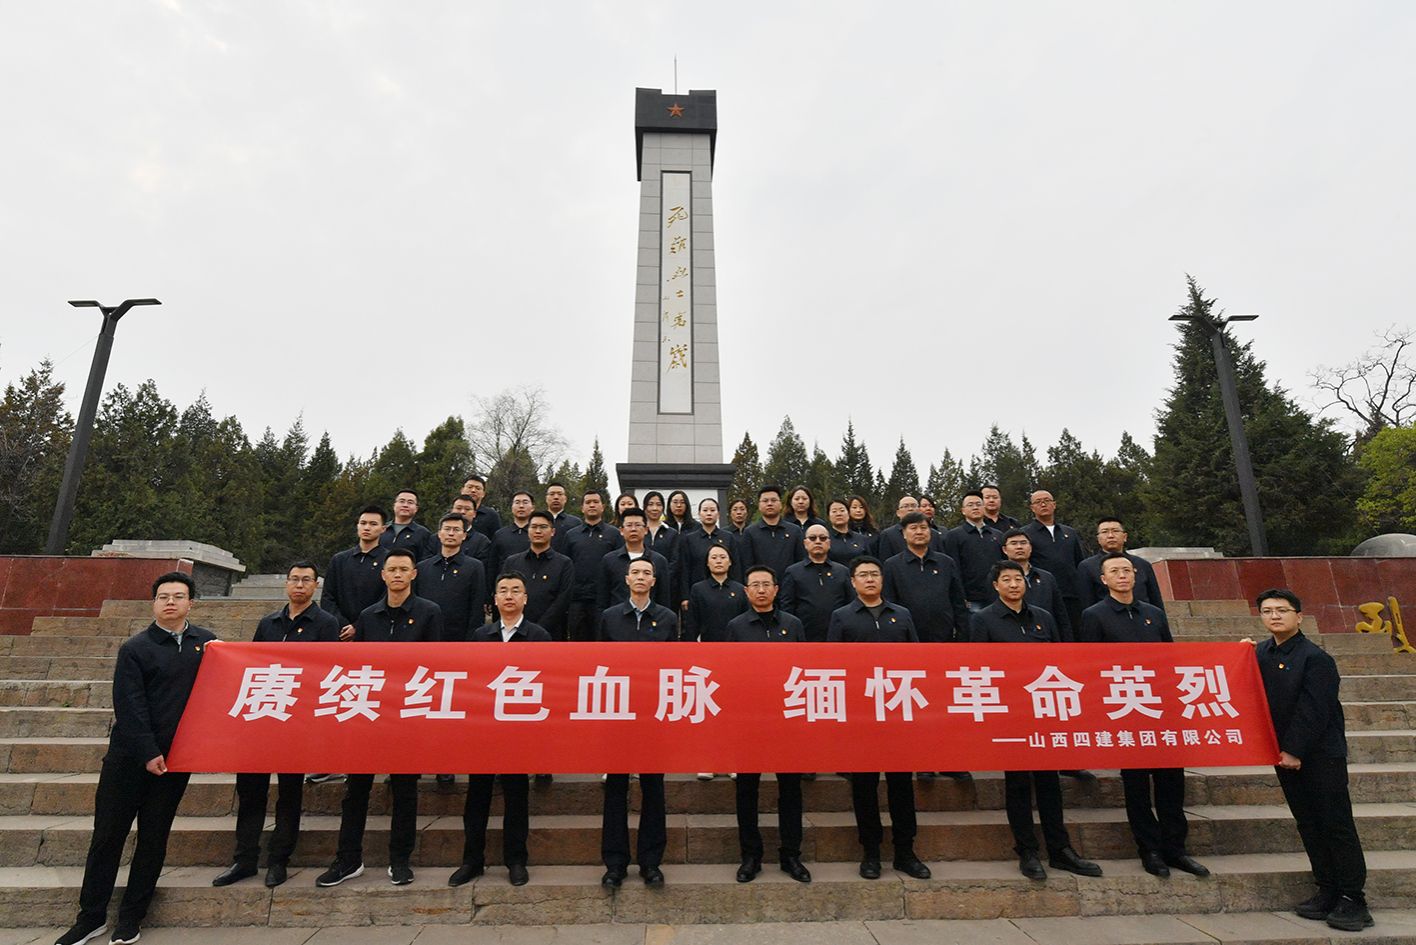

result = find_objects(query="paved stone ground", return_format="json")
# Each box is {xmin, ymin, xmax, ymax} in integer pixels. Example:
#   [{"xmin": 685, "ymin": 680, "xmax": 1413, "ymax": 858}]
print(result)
[{"xmin": 7, "ymin": 912, "xmax": 1415, "ymax": 945}]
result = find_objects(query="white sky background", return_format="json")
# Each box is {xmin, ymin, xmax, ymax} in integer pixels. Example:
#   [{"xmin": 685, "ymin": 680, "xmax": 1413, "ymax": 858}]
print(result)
[{"xmin": 2, "ymin": 1, "xmax": 1413, "ymax": 492}]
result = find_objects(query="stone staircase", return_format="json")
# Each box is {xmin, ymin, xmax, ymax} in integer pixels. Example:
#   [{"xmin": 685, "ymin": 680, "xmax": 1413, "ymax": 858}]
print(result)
[{"xmin": 1, "ymin": 598, "xmax": 1413, "ymax": 930}]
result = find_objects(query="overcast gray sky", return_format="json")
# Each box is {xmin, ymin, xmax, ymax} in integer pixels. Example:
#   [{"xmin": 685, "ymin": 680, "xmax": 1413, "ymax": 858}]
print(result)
[{"xmin": 3, "ymin": 1, "xmax": 1413, "ymax": 491}]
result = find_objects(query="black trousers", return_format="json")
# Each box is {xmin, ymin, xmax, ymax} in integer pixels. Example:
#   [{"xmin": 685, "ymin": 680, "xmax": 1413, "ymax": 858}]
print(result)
[
  {"xmin": 336, "ymin": 773, "xmax": 419, "ymax": 865},
  {"xmin": 735, "ymin": 773, "xmax": 803, "ymax": 860},
  {"xmin": 567, "ymin": 601, "xmax": 598, "ymax": 643},
  {"xmin": 77, "ymin": 757, "xmax": 191, "ymax": 929},
  {"xmin": 1120, "ymin": 767, "xmax": 1187, "ymax": 858},
  {"xmin": 1004, "ymin": 770, "xmax": 1071, "ymax": 856},
  {"xmin": 849, "ymin": 771, "xmax": 917, "ymax": 858},
  {"xmin": 1062, "ymin": 597, "xmax": 1084, "ymax": 641},
  {"xmin": 233, "ymin": 772, "xmax": 304, "ymax": 868},
  {"xmin": 602, "ymin": 773, "xmax": 666, "ymax": 870},
  {"xmin": 1278, "ymin": 757, "xmax": 1366, "ymax": 900},
  {"xmin": 462, "ymin": 773, "xmax": 530, "ymax": 867}
]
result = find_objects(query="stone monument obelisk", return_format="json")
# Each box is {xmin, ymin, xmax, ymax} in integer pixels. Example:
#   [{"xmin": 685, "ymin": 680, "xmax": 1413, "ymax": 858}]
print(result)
[{"xmin": 616, "ymin": 88, "xmax": 735, "ymax": 504}]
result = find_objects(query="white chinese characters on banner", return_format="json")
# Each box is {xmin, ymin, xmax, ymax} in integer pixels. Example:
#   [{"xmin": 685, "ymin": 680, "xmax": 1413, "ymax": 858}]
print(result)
[
  {"xmin": 658, "ymin": 171, "xmax": 692, "ymax": 413},
  {"xmin": 313, "ymin": 664, "xmax": 385, "ymax": 722},
  {"xmin": 401, "ymin": 665, "xmax": 468, "ymax": 719},
  {"xmin": 487, "ymin": 666, "xmax": 550, "ymax": 721},
  {"xmin": 865, "ymin": 667, "xmax": 929, "ymax": 721},
  {"xmin": 228, "ymin": 663, "xmax": 303, "ymax": 721},
  {"xmin": 656, "ymin": 666, "xmax": 722, "ymax": 724},
  {"xmin": 570, "ymin": 665, "xmax": 636, "ymax": 720},
  {"xmin": 782, "ymin": 667, "xmax": 848, "ymax": 722}
]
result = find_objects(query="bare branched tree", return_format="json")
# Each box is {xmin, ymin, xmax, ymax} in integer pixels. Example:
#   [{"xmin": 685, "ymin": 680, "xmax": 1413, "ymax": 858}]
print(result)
[
  {"xmin": 1311, "ymin": 326, "xmax": 1416, "ymax": 441},
  {"xmin": 465, "ymin": 386, "xmax": 568, "ymax": 508}
]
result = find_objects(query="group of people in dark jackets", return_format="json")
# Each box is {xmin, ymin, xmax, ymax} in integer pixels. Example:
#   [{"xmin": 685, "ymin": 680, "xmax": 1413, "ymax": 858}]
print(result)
[{"xmin": 56, "ymin": 479, "xmax": 1372, "ymax": 945}]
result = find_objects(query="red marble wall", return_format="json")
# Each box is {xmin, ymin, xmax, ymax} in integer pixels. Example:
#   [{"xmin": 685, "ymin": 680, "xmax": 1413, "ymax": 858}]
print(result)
[
  {"xmin": 0, "ymin": 556, "xmax": 193, "ymax": 634},
  {"xmin": 1153, "ymin": 557, "xmax": 1416, "ymax": 634}
]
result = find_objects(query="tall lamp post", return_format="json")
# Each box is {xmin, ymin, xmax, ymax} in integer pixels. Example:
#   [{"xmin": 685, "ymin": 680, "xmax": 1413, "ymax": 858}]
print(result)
[
  {"xmin": 44, "ymin": 298, "xmax": 162, "ymax": 555},
  {"xmin": 1168, "ymin": 309, "xmax": 1269, "ymax": 557}
]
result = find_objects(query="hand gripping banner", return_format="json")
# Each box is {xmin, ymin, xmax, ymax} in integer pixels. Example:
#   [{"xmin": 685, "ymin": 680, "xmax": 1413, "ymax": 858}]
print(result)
[{"xmin": 167, "ymin": 642, "xmax": 1279, "ymax": 774}]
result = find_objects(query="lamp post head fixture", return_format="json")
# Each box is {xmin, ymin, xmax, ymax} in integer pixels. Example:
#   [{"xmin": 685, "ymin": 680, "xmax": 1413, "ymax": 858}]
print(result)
[
  {"xmin": 1169, "ymin": 311, "xmax": 1258, "ymax": 330},
  {"xmin": 68, "ymin": 298, "xmax": 161, "ymax": 322}
]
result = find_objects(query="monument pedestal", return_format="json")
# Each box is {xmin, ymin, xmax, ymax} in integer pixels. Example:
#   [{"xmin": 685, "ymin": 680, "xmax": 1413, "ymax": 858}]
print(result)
[{"xmin": 615, "ymin": 462, "xmax": 736, "ymax": 508}]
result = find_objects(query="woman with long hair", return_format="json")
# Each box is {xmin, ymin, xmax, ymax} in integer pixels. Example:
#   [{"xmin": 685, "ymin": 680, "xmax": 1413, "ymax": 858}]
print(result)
[
  {"xmin": 825, "ymin": 498, "xmax": 871, "ymax": 565},
  {"xmin": 614, "ymin": 492, "xmax": 637, "ymax": 525},
  {"xmin": 786, "ymin": 485, "xmax": 826, "ymax": 533},
  {"xmin": 725, "ymin": 499, "xmax": 750, "ymax": 535},
  {"xmin": 665, "ymin": 489, "xmax": 696, "ymax": 532},
  {"xmin": 848, "ymin": 494, "xmax": 880, "ymax": 555}
]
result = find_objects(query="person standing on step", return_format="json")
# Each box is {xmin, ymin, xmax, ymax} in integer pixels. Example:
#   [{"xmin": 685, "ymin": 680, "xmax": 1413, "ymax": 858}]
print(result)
[
  {"xmin": 970, "ymin": 561, "xmax": 1103, "ymax": 882},
  {"xmin": 213, "ymin": 561, "xmax": 342, "ymax": 891},
  {"xmin": 57, "ymin": 572, "xmax": 216, "ymax": 945},
  {"xmin": 501, "ymin": 509, "xmax": 574, "ymax": 641},
  {"xmin": 1252, "ymin": 588, "xmax": 1372, "ymax": 931},
  {"xmin": 380, "ymin": 489, "xmax": 436, "ymax": 559},
  {"xmin": 1080, "ymin": 553, "xmax": 1208, "ymax": 880},
  {"xmin": 448, "ymin": 571, "xmax": 551, "ymax": 889},
  {"xmin": 726, "ymin": 565, "xmax": 813, "ymax": 885}
]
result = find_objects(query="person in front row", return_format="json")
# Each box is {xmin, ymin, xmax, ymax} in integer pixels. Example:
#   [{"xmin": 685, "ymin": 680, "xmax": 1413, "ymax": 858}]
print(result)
[
  {"xmin": 724, "ymin": 565, "xmax": 812, "ymax": 885},
  {"xmin": 213, "ymin": 561, "xmax": 342, "ymax": 891},
  {"xmin": 318, "ymin": 548, "xmax": 443, "ymax": 888},
  {"xmin": 970, "ymin": 561, "xmax": 1102, "ymax": 881},
  {"xmin": 826, "ymin": 556, "xmax": 932, "ymax": 881},
  {"xmin": 449, "ymin": 571, "xmax": 551, "ymax": 888},
  {"xmin": 57, "ymin": 572, "xmax": 216, "ymax": 945},
  {"xmin": 597, "ymin": 558, "xmax": 678, "ymax": 887},
  {"xmin": 1079, "ymin": 552, "xmax": 1207, "ymax": 879},
  {"xmin": 1252, "ymin": 588, "xmax": 1371, "ymax": 931}
]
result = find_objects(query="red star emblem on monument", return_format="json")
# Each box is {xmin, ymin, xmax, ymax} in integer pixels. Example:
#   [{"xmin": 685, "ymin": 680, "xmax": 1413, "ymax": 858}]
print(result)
[{"xmin": 667, "ymin": 103, "xmax": 685, "ymax": 117}]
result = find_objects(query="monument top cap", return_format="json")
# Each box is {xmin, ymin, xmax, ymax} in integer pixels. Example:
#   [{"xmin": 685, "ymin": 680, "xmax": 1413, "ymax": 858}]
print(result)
[{"xmin": 635, "ymin": 87, "xmax": 716, "ymax": 181}]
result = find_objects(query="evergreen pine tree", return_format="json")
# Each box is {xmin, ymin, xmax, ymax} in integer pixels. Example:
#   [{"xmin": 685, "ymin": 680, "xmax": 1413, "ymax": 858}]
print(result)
[
  {"xmin": 836, "ymin": 420, "xmax": 875, "ymax": 501},
  {"xmin": 0, "ymin": 360, "xmax": 71, "ymax": 553},
  {"xmin": 762, "ymin": 416, "xmax": 810, "ymax": 488},
  {"xmin": 581, "ymin": 438, "xmax": 609, "ymax": 497},
  {"xmin": 883, "ymin": 437, "xmax": 921, "ymax": 506},
  {"xmin": 924, "ymin": 449, "xmax": 968, "ymax": 526},
  {"xmin": 728, "ymin": 431, "xmax": 763, "ymax": 505},
  {"xmin": 416, "ymin": 416, "xmax": 474, "ymax": 513}
]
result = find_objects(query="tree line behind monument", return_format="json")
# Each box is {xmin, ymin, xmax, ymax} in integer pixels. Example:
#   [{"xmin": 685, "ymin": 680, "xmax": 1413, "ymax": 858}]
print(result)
[{"xmin": 1, "ymin": 280, "xmax": 1413, "ymax": 569}]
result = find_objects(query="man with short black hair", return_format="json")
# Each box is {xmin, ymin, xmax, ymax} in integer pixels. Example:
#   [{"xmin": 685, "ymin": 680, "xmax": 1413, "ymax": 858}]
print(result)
[
  {"xmin": 564, "ymin": 490, "xmax": 625, "ymax": 642},
  {"xmin": 318, "ymin": 548, "xmax": 442, "ymax": 889},
  {"xmin": 381, "ymin": 489, "xmax": 436, "ymax": 558},
  {"xmin": 59, "ymin": 572, "xmax": 216, "ymax": 945},
  {"xmin": 944, "ymin": 491, "xmax": 1005, "ymax": 612},
  {"xmin": 738, "ymin": 485, "xmax": 804, "ymax": 577},
  {"xmin": 971, "ymin": 561, "xmax": 1102, "ymax": 882},
  {"xmin": 213, "ymin": 561, "xmax": 341, "ymax": 891},
  {"xmin": 502, "ymin": 509, "xmax": 574, "ymax": 640},
  {"xmin": 490, "ymin": 490, "xmax": 535, "ymax": 577},
  {"xmin": 1077, "ymin": 517, "xmax": 1164, "ymax": 609},
  {"xmin": 449, "ymin": 494, "xmax": 494, "ymax": 584},
  {"xmin": 1253, "ymin": 588, "xmax": 1371, "ymax": 930},
  {"xmin": 545, "ymin": 482, "xmax": 582, "ymax": 553},
  {"xmin": 417, "ymin": 514, "xmax": 487, "ymax": 643},
  {"xmin": 725, "ymin": 566, "xmax": 811, "ymax": 885},
  {"xmin": 462, "ymin": 475, "xmax": 502, "ymax": 540},
  {"xmin": 597, "ymin": 507, "xmax": 672, "ymax": 612},
  {"xmin": 1080, "ymin": 553, "xmax": 1206, "ymax": 880},
  {"xmin": 448, "ymin": 572, "xmax": 552, "ymax": 889},
  {"xmin": 597, "ymin": 558, "xmax": 677, "ymax": 888},
  {"xmin": 828, "ymin": 557, "xmax": 931, "ymax": 882},
  {"xmin": 779, "ymin": 523, "xmax": 853, "ymax": 642},
  {"xmin": 882, "ymin": 511, "xmax": 969, "ymax": 644},
  {"xmin": 876, "ymin": 495, "xmax": 947, "ymax": 559},
  {"xmin": 1000, "ymin": 529, "xmax": 1073, "ymax": 642},
  {"xmin": 981, "ymin": 484, "xmax": 1020, "ymax": 532},
  {"xmin": 322, "ymin": 505, "xmax": 391, "ymax": 640}
]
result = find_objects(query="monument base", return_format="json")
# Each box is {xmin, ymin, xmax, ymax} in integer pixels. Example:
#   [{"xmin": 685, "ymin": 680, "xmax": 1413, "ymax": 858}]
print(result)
[{"xmin": 616, "ymin": 462, "xmax": 736, "ymax": 509}]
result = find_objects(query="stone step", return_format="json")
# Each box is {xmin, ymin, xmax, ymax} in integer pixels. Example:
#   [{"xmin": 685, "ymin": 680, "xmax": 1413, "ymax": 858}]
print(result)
[
  {"xmin": 100, "ymin": 600, "xmax": 275, "ymax": 620},
  {"xmin": 1166, "ymin": 633, "xmax": 1398, "ymax": 655},
  {"xmin": 4, "ymin": 852, "xmax": 1416, "ymax": 927},
  {"xmin": 1169, "ymin": 616, "xmax": 1318, "ymax": 634},
  {"xmin": 28, "ymin": 615, "xmax": 255, "ymax": 638},
  {"xmin": 1165, "ymin": 601, "xmax": 1256, "ymax": 618},
  {"xmin": 6, "ymin": 765, "xmax": 1416, "ymax": 820},
  {"xmin": 5, "ymin": 802, "xmax": 1415, "ymax": 870},
  {"xmin": 0, "ymin": 681, "xmax": 110, "ymax": 709}
]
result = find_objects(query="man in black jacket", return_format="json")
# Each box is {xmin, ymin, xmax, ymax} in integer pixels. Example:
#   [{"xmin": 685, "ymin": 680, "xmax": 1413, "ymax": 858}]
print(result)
[
  {"xmin": 1254, "ymin": 588, "xmax": 1371, "ymax": 930},
  {"xmin": 1076, "ymin": 517, "xmax": 1164, "ymax": 609},
  {"xmin": 449, "ymin": 571, "xmax": 552, "ymax": 889},
  {"xmin": 317, "ymin": 549, "xmax": 442, "ymax": 889},
  {"xmin": 212, "ymin": 561, "xmax": 342, "ymax": 891},
  {"xmin": 597, "ymin": 558, "xmax": 678, "ymax": 888},
  {"xmin": 970, "ymin": 561, "xmax": 1101, "ymax": 882},
  {"xmin": 416, "ymin": 514, "xmax": 487, "ymax": 643},
  {"xmin": 779, "ymin": 524, "xmax": 853, "ymax": 642},
  {"xmin": 59, "ymin": 572, "xmax": 217, "ymax": 945},
  {"xmin": 501, "ymin": 510, "xmax": 574, "ymax": 640},
  {"xmin": 882, "ymin": 512, "xmax": 969, "ymax": 644},
  {"xmin": 563, "ymin": 490, "xmax": 625, "ymax": 642},
  {"xmin": 725, "ymin": 566, "xmax": 812, "ymax": 885},
  {"xmin": 380, "ymin": 489, "xmax": 436, "ymax": 558},
  {"xmin": 1021, "ymin": 490, "xmax": 1087, "ymax": 633},
  {"xmin": 943, "ymin": 492, "xmax": 1005, "ymax": 611},
  {"xmin": 321, "ymin": 505, "xmax": 391, "ymax": 640},
  {"xmin": 738, "ymin": 484, "xmax": 804, "ymax": 577},
  {"xmin": 827, "ymin": 557, "xmax": 932, "ymax": 882}
]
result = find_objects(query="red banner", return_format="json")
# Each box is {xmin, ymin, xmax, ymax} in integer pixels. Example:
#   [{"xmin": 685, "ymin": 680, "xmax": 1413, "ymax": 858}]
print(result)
[{"xmin": 167, "ymin": 642, "xmax": 1278, "ymax": 774}]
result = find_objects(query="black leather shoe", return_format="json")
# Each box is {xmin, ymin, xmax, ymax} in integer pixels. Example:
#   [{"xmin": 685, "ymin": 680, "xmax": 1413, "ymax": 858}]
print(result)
[
  {"xmin": 940, "ymin": 771, "xmax": 973, "ymax": 782},
  {"xmin": 1295, "ymin": 890, "xmax": 1339, "ymax": 920},
  {"xmin": 1019, "ymin": 852, "xmax": 1046, "ymax": 880},
  {"xmin": 264, "ymin": 863, "xmax": 288, "ymax": 888},
  {"xmin": 1050, "ymin": 847, "xmax": 1103, "ymax": 878},
  {"xmin": 1325, "ymin": 895, "xmax": 1374, "ymax": 931},
  {"xmin": 641, "ymin": 865, "xmax": 665, "ymax": 887},
  {"xmin": 507, "ymin": 863, "xmax": 529, "ymax": 886},
  {"xmin": 448, "ymin": 863, "xmax": 484, "ymax": 887},
  {"xmin": 1164, "ymin": 854, "xmax": 1210, "ymax": 877},
  {"xmin": 1060, "ymin": 769, "xmax": 1097, "ymax": 782},
  {"xmin": 859, "ymin": 859, "xmax": 882, "ymax": 880},
  {"xmin": 736, "ymin": 857, "xmax": 761, "ymax": 883},
  {"xmin": 211, "ymin": 863, "xmax": 257, "ymax": 887},
  {"xmin": 436, "ymin": 773, "xmax": 455, "ymax": 786},
  {"xmin": 893, "ymin": 856, "xmax": 932, "ymax": 879},
  {"xmin": 780, "ymin": 855, "xmax": 811, "ymax": 883},
  {"xmin": 1141, "ymin": 851, "xmax": 1170, "ymax": 877},
  {"xmin": 600, "ymin": 867, "xmax": 626, "ymax": 887}
]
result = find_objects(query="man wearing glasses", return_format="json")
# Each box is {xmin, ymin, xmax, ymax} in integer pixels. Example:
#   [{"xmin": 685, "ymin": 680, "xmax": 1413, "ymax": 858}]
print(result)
[
  {"xmin": 212, "ymin": 561, "xmax": 342, "ymax": 890},
  {"xmin": 779, "ymin": 524, "xmax": 853, "ymax": 642}
]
